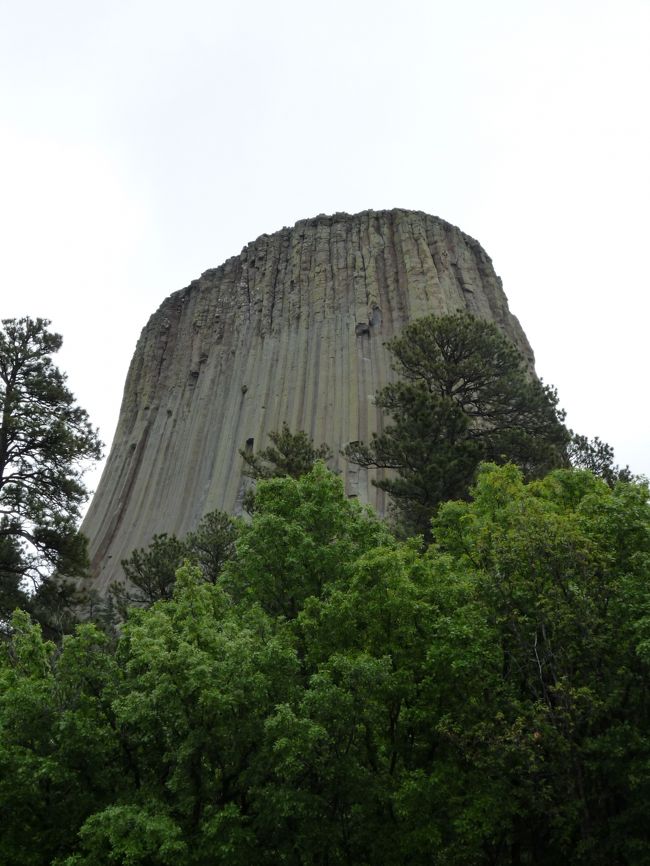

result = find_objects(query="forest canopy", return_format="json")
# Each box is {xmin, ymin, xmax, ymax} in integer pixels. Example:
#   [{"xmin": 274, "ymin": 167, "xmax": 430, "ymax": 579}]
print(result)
[
  {"xmin": 1, "ymin": 313, "xmax": 648, "ymax": 865},
  {"xmin": 1, "ymin": 463, "xmax": 649, "ymax": 865}
]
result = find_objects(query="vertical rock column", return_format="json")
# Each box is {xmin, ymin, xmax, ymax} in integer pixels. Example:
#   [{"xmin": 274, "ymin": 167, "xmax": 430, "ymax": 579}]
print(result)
[{"xmin": 82, "ymin": 209, "xmax": 533, "ymax": 594}]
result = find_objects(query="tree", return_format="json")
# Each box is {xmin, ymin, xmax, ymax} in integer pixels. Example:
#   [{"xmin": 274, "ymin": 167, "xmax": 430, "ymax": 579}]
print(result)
[
  {"xmin": 568, "ymin": 433, "xmax": 633, "ymax": 485},
  {"xmin": 431, "ymin": 465, "xmax": 650, "ymax": 864},
  {"xmin": 240, "ymin": 423, "xmax": 332, "ymax": 481},
  {"xmin": 0, "ymin": 534, "xmax": 28, "ymax": 627},
  {"xmin": 223, "ymin": 462, "xmax": 392, "ymax": 619},
  {"xmin": 0, "ymin": 318, "xmax": 102, "ymax": 615},
  {"xmin": 345, "ymin": 313, "xmax": 570, "ymax": 535},
  {"xmin": 112, "ymin": 533, "xmax": 187, "ymax": 614},
  {"xmin": 111, "ymin": 510, "xmax": 241, "ymax": 615},
  {"xmin": 239, "ymin": 424, "xmax": 333, "ymax": 515},
  {"xmin": 184, "ymin": 509, "xmax": 239, "ymax": 584}
]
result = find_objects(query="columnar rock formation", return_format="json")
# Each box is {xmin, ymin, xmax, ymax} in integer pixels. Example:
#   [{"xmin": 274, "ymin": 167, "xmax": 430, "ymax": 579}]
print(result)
[{"xmin": 82, "ymin": 209, "xmax": 534, "ymax": 593}]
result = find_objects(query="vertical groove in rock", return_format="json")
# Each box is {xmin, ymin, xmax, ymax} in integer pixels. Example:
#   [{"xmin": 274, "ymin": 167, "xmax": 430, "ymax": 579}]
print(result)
[{"xmin": 82, "ymin": 209, "xmax": 534, "ymax": 594}]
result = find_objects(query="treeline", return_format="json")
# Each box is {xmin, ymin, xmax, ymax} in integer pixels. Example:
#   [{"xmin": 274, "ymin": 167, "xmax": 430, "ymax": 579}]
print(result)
[{"xmin": 2, "ymin": 464, "xmax": 650, "ymax": 864}]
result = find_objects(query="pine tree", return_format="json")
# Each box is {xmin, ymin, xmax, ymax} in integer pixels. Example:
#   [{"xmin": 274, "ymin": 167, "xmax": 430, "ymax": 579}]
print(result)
[
  {"xmin": 0, "ymin": 317, "xmax": 102, "ymax": 620},
  {"xmin": 345, "ymin": 313, "xmax": 570, "ymax": 535}
]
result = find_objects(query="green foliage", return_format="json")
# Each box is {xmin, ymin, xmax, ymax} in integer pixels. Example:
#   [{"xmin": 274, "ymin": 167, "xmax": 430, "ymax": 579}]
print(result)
[
  {"xmin": 345, "ymin": 313, "xmax": 570, "ymax": 535},
  {"xmin": 568, "ymin": 432, "xmax": 634, "ymax": 485},
  {"xmin": 112, "ymin": 511, "xmax": 241, "ymax": 614},
  {"xmin": 240, "ymin": 423, "xmax": 332, "ymax": 481},
  {"xmin": 114, "ymin": 533, "xmax": 187, "ymax": 611},
  {"xmin": 223, "ymin": 462, "xmax": 393, "ymax": 618},
  {"xmin": 71, "ymin": 564, "xmax": 297, "ymax": 866},
  {"xmin": 63, "ymin": 806, "xmax": 188, "ymax": 866},
  {"xmin": 433, "ymin": 464, "xmax": 650, "ymax": 863},
  {"xmin": 1, "ymin": 465, "xmax": 649, "ymax": 864},
  {"xmin": 0, "ymin": 533, "xmax": 28, "ymax": 630},
  {"xmin": 0, "ymin": 612, "xmax": 122, "ymax": 866},
  {"xmin": 184, "ymin": 509, "xmax": 239, "ymax": 585},
  {"xmin": 0, "ymin": 317, "xmax": 102, "ymax": 621}
]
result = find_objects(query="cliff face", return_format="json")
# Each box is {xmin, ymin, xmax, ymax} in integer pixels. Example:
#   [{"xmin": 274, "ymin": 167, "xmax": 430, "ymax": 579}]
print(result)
[{"xmin": 82, "ymin": 209, "xmax": 533, "ymax": 593}]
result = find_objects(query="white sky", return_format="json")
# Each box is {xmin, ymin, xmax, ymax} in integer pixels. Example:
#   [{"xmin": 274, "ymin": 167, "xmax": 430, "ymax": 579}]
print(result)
[{"xmin": 1, "ymin": 0, "xmax": 648, "ymax": 499}]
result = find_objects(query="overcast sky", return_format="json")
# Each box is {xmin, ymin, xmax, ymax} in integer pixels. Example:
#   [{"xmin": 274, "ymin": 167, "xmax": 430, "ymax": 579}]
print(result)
[{"xmin": 2, "ymin": 0, "xmax": 648, "ymax": 499}]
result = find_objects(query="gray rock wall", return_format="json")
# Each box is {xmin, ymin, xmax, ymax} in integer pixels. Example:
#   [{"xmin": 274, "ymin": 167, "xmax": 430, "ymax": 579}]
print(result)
[{"xmin": 82, "ymin": 209, "xmax": 533, "ymax": 593}]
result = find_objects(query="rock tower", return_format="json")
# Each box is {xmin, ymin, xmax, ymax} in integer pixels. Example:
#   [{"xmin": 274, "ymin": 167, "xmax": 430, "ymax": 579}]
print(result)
[{"xmin": 82, "ymin": 209, "xmax": 533, "ymax": 593}]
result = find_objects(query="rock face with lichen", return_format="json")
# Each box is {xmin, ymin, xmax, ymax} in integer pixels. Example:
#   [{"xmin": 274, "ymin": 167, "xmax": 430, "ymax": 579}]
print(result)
[{"xmin": 82, "ymin": 209, "xmax": 534, "ymax": 594}]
